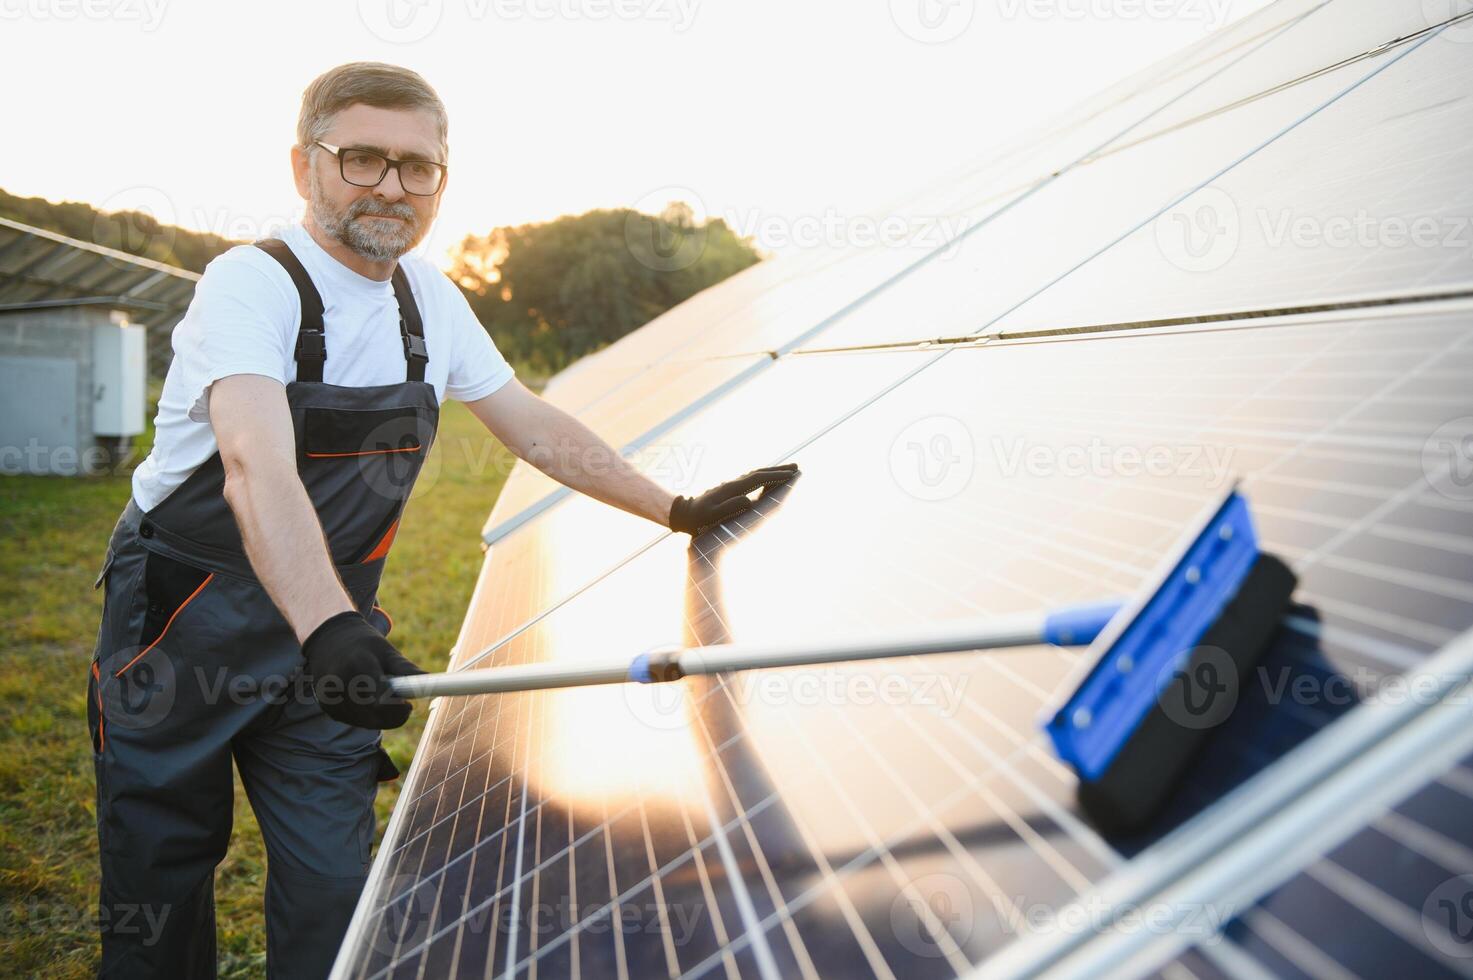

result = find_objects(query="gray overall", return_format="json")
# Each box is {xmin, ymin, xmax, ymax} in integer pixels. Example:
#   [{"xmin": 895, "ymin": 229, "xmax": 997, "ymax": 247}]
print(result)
[{"xmin": 87, "ymin": 238, "xmax": 439, "ymax": 978}]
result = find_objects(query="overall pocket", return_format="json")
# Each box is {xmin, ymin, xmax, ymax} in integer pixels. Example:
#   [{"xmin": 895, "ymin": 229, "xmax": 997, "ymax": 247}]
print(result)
[
  {"xmin": 87, "ymin": 659, "xmax": 105, "ymax": 756},
  {"xmin": 112, "ymin": 550, "xmax": 215, "ymax": 679},
  {"xmin": 92, "ymin": 546, "xmax": 116, "ymax": 591},
  {"xmin": 88, "ymin": 544, "xmax": 125, "ymax": 756},
  {"xmin": 301, "ymin": 405, "xmax": 424, "ymax": 458}
]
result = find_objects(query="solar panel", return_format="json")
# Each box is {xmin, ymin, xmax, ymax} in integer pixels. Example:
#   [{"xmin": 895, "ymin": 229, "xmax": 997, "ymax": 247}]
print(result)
[
  {"xmin": 792, "ymin": 6, "xmax": 1469, "ymax": 355},
  {"xmin": 336, "ymin": 305, "xmax": 1473, "ymax": 977},
  {"xmin": 332, "ymin": 2, "xmax": 1473, "ymax": 977},
  {"xmin": 868, "ymin": 0, "xmax": 1330, "ymax": 234},
  {"xmin": 0, "ymin": 217, "xmax": 200, "ymax": 377},
  {"xmin": 482, "ymin": 245, "xmax": 937, "ymax": 538},
  {"xmin": 482, "ymin": 3, "xmax": 1364, "ymax": 539},
  {"xmin": 990, "ymin": 28, "xmax": 1473, "ymax": 334},
  {"xmin": 1095, "ymin": 0, "xmax": 1467, "ymax": 150},
  {"xmin": 1209, "ymin": 751, "xmax": 1473, "ymax": 977},
  {"xmin": 485, "ymin": 353, "xmax": 773, "ymax": 523},
  {"xmin": 0, "ymin": 217, "xmax": 200, "ymax": 325},
  {"xmin": 484, "ymin": 6, "xmax": 1410, "ymax": 542}
]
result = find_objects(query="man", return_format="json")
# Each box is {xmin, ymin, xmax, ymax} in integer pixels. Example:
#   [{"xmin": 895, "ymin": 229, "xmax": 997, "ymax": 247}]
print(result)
[{"xmin": 87, "ymin": 61, "xmax": 796, "ymax": 979}]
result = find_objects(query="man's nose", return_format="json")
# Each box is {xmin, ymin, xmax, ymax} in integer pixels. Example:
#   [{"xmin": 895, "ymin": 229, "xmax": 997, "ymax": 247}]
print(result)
[{"xmin": 375, "ymin": 166, "xmax": 408, "ymax": 201}]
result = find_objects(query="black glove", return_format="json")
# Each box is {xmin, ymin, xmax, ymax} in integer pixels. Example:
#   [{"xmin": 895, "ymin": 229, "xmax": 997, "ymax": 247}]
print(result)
[
  {"xmin": 668, "ymin": 463, "xmax": 799, "ymax": 535},
  {"xmin": 301, "ymin": 610, "xmax": 426, "ymax": 730}
]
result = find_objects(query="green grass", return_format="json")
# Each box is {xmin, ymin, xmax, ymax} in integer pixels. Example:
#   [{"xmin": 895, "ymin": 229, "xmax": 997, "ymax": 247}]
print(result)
[{"xmin": 0, "ymin": 397, "xmax": 518, "ymax": 977}]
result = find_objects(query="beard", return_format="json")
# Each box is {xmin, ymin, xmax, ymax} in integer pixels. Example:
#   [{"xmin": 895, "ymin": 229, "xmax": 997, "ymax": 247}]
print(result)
[{"xmin": 309, "ymin": 166, "xmax": 427, "ymax": 262}]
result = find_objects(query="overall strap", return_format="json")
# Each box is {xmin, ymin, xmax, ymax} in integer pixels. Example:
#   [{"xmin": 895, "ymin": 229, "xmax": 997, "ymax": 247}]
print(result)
[
  {"xmin": 391, "ymin": 265, "xmax": 429, "ymax": 383},
  {"xmin": 253, "ymin": 238, "xmax": 431, "ymax": 384},
  {"xmin": 254, "ymin": 238, "xmax": 327, "ymax": 382}
]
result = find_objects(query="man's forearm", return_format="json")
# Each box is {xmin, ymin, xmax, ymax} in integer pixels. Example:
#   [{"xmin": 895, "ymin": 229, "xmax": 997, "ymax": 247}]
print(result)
[
  {"xmin": 222, "ymin": 457, "xmax": 356, "ymax": 645},
  {"xmin": 522, "ymin": 406, "xmax": 675, "ymax": 526}
]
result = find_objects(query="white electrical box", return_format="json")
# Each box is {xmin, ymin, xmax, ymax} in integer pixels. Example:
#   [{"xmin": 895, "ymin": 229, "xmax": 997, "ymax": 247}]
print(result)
[{"xmin": 92, "ymin": 315, "xmax": 147, "ymax": 436}]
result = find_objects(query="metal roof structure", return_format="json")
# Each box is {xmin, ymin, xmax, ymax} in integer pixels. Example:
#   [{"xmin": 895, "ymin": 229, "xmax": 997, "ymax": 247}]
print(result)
[
  {"xmin": 0, "ymin": 216, "xmax": 199, "ymax": 376},
  {"xmin": 332, "ymin": 2, "xmax": 1473, "ymax": 977}
]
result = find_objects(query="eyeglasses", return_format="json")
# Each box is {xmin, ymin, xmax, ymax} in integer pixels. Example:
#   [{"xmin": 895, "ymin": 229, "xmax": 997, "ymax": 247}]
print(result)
[{"xmin": 313, "ymin": 140, "xmax": 447, "ymax": 196}]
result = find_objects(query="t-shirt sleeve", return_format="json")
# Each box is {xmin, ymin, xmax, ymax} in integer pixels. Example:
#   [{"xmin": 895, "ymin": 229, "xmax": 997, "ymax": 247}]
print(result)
[
  {"xmin": 176, "ymin": 249, "xmax": 297, "ymax": 422},
  {"xmin": 443, "ymin": 276, "xmax": 516, "ymax": 402}
]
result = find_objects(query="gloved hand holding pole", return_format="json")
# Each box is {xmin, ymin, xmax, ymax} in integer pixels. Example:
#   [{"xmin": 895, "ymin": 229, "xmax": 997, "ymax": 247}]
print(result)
[{"xmin": 302, "ymin": 610, "xmax": 428, "ymax": 729}]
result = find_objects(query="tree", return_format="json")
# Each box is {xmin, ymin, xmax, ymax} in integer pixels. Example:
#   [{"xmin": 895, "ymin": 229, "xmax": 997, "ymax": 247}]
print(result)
[{"xmin": 450, "ymin": 204, "xmax": 762, "ymax": 377}]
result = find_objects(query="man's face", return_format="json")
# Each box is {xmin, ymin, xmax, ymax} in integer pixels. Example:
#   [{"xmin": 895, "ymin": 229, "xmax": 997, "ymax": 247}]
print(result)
[{"xmin": 302, "ymin": 103, "xmax": 445, "ymax": 262}]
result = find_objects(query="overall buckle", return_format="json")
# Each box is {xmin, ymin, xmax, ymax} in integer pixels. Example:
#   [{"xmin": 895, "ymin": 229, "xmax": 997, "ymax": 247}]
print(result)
[
  {"xmin": 296, "ymin": 331, "xmax": 327, "ymax": 361},
  {"xmin": 402, "ymin": 330, "xmax": 428, "ymax": 363}
]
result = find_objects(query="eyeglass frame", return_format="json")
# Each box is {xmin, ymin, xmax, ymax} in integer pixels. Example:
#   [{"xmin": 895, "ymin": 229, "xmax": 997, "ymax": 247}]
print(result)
[{"xmin": 311, "ymin": 140, "xmax": 448, "ymax": 196}]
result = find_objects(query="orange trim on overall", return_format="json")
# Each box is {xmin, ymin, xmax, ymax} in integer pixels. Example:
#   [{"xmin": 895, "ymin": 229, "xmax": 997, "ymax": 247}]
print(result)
[
  {"xmin": 372, "ymin": 604, "xmax": 394, "ymax": 633},
  {"xmin": 362, "ymin": 519, "xmax": 399, "ymax": 563},
  {"xmin": 304, "ymin": 444, "xmax": 422, "ymax": 459},
  {"xmin": 113, "ymin": 573, "xmax": 215, "ymax": 678},
  {"xmin": 92, "ymin": 660, "xmax": 105, "ymax": 753}
]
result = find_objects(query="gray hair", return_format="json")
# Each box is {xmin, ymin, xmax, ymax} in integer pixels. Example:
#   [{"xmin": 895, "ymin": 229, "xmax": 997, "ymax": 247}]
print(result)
[{"xmin": 297, "ymin": 62, "xmax": 448, "ymax": 161}]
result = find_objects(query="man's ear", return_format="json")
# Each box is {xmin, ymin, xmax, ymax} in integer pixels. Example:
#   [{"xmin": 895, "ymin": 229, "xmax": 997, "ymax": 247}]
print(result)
[{"xmin": 291, "ymin": 144, "xmax": 311, "ymax": 201}]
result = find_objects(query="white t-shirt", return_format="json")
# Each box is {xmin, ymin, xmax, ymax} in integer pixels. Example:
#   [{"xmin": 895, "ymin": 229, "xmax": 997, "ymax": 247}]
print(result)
[{"xmin": 132, "ymin": 221, "xmax": 515, "ymax": 511}]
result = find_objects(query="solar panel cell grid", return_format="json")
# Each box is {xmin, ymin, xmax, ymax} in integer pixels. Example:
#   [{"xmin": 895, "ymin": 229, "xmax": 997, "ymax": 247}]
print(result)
[
  {"xmin": 336, "ymin": 307, "xmax": 1473, "ymax": 978},
  {"xmin": 992, "ymin": 32, "xmax": 1473, "ymax": 334},
  {"xmin": 1096, "ymin": 0, "xmax": 1470, "ymax": 154},
  {"xmin": 332, "ymin": 1, "xmax": 1473, "ymax": 973},
  {"xmin": 483, "ymin": 353, "xmax": 772, "ymax": 524},
  {"xmin": 484, "ymin": 4, "xmax": 1472, "ymax": 551},
  {"xmin": 781, "ymin": 23, "xmax": 1423, "ymax": 356},
  {"xmin": 486, "ymin": 27, "xmax": 1458, "ymax": 542},
  {"xmin": 868, "ymin": 0, "xmax": 1328, "ymax": 235}
]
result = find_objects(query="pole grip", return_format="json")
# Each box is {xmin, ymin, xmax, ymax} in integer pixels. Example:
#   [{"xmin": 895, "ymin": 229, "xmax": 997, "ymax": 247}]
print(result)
[{"xmin": 388, "ymin": 659, "xmax": 635, "ymax": 699}]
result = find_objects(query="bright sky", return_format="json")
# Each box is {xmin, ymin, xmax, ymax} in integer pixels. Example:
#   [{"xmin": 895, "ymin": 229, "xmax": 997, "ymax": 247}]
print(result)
[{"xmin": 2, "ymin": 0, "xmax": 1275, "ymax": 265}]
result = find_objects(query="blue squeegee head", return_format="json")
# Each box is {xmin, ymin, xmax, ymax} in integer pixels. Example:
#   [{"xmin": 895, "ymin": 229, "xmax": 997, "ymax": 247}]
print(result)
[{"xmin": 1045, "ymin": 490, "xmax": 1260, "ymax": 781}]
